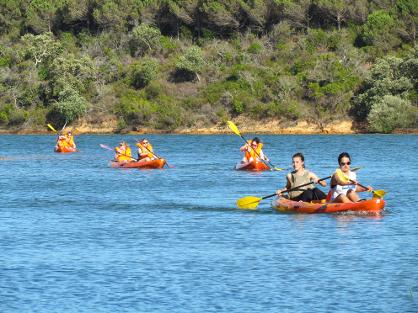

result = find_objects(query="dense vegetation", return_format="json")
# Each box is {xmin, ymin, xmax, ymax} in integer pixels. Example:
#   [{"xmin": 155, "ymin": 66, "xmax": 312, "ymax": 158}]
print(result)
[{"xmin": 0, "ymin": 0, "xmax": 417, "ymax": 133}]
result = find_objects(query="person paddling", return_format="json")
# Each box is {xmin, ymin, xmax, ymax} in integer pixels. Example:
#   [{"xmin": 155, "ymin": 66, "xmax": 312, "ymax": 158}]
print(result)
[
  {"xmin": 276, "ymin": 152, "xmax": 327, "ymax": 202},
  {"xmin": 55, "ymin": 133, "xmax": 68, "ymax": 151},
  {"xmin": 114, "ymin": 141, "xmax": 132, "ymax": 163},
  {"xmin": 65, "ymin": 130, "xmax": 76, "ymax": 149},
  {"xmin": 136, "ymin": 138, "xmax": 155, "ymax": 162},
  {"xmin": 329, "ymin": 152, "xmax": 372, "ymax": 203},
  {"xmin": 240, "ymin": 137, "xmax": 269, "ymax": 164}
]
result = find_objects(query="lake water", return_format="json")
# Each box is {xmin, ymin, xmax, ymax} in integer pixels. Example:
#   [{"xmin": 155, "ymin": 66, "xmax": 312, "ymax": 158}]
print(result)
[{"xmin": 1, "ymin": 134, "xmax": 417, "ymax": 313}]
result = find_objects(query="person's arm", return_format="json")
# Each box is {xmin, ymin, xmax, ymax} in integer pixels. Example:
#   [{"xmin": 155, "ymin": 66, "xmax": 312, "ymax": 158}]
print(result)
[
  {"xmin": 240, "ymin": 144, "xmax": 249, "ymax": 152},
  {"xmin": 276, "ymin": 174, "xmax": 292, "ymax": 196},
  {"xmin": 310, "ymin": 172, "xmax": 327, "ymax": 187}
]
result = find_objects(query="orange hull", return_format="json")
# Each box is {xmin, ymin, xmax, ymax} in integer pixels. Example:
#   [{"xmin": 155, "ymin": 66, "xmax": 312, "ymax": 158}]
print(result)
[
  {"xmin": 55, "ymin": 146, "xmax": 77, "ymax": 153},
  {"xmin": 111, "ymin": 158, "xmax": 166, "ymax": 169},
  {"xmin": 272, "ymin": 197, "xmax": 385, "ymax": 214},
  {"xmin": 235, "ymin": 160, "xmax": 270, "ymax": 171}
]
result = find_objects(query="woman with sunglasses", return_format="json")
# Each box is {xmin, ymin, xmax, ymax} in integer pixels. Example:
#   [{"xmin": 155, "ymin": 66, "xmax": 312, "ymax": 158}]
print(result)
[
  {"xmin": 239, "ymin": 137, "xmax": 269, "ymax": 164},
  {"xmin": 330, "ymin": 152, "xmax": 372, "ymax": 203},
  {"xmin": 276, "ymin": 152, "xmax": 327, "ymax": 202}
]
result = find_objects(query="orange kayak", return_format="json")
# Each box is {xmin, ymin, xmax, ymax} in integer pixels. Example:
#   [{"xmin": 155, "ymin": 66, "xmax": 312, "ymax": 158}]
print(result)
[
  {"xmin": 235, "ymin": 160, "xmax": 270, "ymax": 171},
  {"xmin": 111, "ymin": 158, "xmax": 166, "ymax": 169},
  {"xmin": 55, "ymin": 146, "xmax": 77, "ymax": 153},
  {"xmin": 272, "ymin": 197, "xmax": 385, "ymax": 214}
]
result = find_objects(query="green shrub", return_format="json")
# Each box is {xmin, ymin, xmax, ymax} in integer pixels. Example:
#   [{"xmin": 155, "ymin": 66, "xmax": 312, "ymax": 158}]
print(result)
[
  {"xmin": 115, "ymin": 90, "xmax": 157, "ymax": 125},
  {"xmin": 175, "ymin": 46, "xmax": 205, "ymax": 80},
  {"xmin": 368, "ymin": 95, "xmax": 417, "ymax": 133},
  {"xmin": 129, "ymin": 58, "xmax": 158, "ymax": 89},
  {"xmin": 0, "ymin": 111, "xmax": 8, "ymax": 125},
  {"xmin": 130, "ymin": 24, "xmax": 161, "ymax": 56},
  {"xmin": 247, "ymin": 42, "xmax": 263, "ymax": 54}
]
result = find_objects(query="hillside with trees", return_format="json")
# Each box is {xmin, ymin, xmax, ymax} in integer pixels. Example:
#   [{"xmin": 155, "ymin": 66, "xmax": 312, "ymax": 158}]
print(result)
[{"xmin": 0, "ymin": 0, "xmax": 417, "ymax": 133}]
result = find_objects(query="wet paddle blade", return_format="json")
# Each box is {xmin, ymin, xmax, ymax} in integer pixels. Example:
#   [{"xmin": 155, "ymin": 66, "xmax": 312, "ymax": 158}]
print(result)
[
  {"xmin": 47, "ymin": 124, "xmax": 57, "ymax": 132},
  {"xmin": 236, "ymin": 196, "xmax": 262, "ymax": 209},
  {"xmin": 372, "ymin": 189, "xmax": 386, "ymax": 198},
  {"xmin": 100, "ymin": 144, "xmax": 112, "ymax": 151},
  {"xmin": 227, "ymin": 120, "xmax": 241, "ymax": 136}
]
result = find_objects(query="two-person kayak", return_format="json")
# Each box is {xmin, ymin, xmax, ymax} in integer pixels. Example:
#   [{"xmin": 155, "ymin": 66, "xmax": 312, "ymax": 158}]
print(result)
[
  {"xmin": 271, "ymin": 197, "xmax": 385, "ymax": 214},
  {"xmin": 110, "ymin": 158, "xmax": 166, "ymax": 169}
]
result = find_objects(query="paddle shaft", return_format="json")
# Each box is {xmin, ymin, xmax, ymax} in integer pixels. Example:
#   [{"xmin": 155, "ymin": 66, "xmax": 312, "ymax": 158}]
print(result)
[{"xmin": 261, "ymin": 176, "xmax": 331, "ymax": 201}]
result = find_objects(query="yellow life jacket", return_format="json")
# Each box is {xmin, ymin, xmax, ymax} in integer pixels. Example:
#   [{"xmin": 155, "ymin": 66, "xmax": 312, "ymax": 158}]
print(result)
[
  {"xmin": 66, "ymin": 135, "xmax": 75, "ymax": 148},
  {"xmin": 115, "ymin": 145, "xmax": 132, "ymax": 162},
  {"xmin": 245, "ymin": 142, "xmax": 263, "ymax": 160},
  {"xmin": 137, "ymin": 143, "xmax": 154, "ymax": 159}
]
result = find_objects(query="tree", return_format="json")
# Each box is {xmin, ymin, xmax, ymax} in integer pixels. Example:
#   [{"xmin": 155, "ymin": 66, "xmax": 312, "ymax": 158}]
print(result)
[
  {"xmin": 360, "ymin": 10, "xmax": 401, "ymax": 53},
  {"xmin": 26, "ymin": 0, "xmax": 65, "ymax": 33},
  {"xmin": 129, "ymin": 58, "xmax": 158, "ymax": 89},
  {"xmin": 352, "ymin": 56, "xmax": 414, "ymax": 120},
  {"xmin": 130, "ymin": 24, "xmax": 161, "ymax": 56},
  {"xmin": 175, "ymin": 46, "xmax": 205, "ymax": 81},
  {"xmin": 52, "ymin": 86, "xmax": 88, "ymax": 122},
  {"xmin": 368, "ymin": 95, "xmax": 417, "ymax": 132},
  {"xmin": 21, "ymin": 32, "xmax": 62, "ymax": 67}
]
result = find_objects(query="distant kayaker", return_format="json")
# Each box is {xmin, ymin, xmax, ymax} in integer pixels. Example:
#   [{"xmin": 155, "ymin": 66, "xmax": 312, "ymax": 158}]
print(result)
[
  {"xmin": 136, "ymin": 139, "xmax": 155, "ymax": 162},
  {"xmin": 114, "ymin": 141, "xmax": 132, "ymax": 162},
  {"xmin": 276, "ymin": 152, "xmax": 327, "ymax": 202},
  {"xmin": 55, "ymin": 133, "xmax": 68, "ymax": 151},
  {"xmin": 65, "ymin": 130, "xmax": 76, "ymax": 149},
  {"xmin": 240, "ymin": 137, "xmax": 269, "ymax": 164},
  {"xmin": 329, "ymin": 152, "xmax": 372, "ymax": 203}
]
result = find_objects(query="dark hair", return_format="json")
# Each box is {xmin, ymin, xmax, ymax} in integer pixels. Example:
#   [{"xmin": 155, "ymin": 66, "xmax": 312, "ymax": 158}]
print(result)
[
  {"xmin": 338, "ymin": 152, "xmax": 351, "ymax": 164},
  {"xmin": 252, "ymin": 137, "xmax": 260, "ymax": 144},
  {"xmin": 292, "ymin": 152, "xmax": 305, "ymax": 168}
]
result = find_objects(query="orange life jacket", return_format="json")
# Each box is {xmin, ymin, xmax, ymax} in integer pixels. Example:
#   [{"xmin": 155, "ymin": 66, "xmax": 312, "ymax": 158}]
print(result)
[{"xmin": 245, "ymin": 141, "xmax": 263, "ymax": 161}]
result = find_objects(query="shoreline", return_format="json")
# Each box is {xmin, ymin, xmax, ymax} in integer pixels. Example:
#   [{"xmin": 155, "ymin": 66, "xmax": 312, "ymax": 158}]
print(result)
[{"xmin": 0, "ymin": 119, "xmax": 417, "ymax": 135}]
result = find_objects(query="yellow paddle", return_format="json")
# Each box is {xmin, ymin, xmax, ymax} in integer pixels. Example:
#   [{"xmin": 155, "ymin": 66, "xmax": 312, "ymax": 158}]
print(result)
[
  {"xmin": 227, "ymin": 120, "xmax": 284, "ymax": 171},
  {"xmin": 335, "ymin": 169, "xmax": 386, "ymax": 199},
  {"xmin": 47, "ymin": 123, "xmax": 58, "ymax": 132},
  {"xmin": 237, "ymin": 167, "xmax": 362, "ymax": 209}
]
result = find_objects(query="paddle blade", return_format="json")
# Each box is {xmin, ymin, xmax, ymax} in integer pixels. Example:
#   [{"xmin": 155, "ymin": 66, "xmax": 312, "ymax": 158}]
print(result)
[
  {"xmin": 372, "ymin": 189, "xmax": 386, "ymax": 199},
  {"xmin": 227, "ymin": 120, "xmax": 241, "ymax": 136},
  {"xmin": 100, "ymin": 144, "xmax": 113, "ymax": 151},
  {"xmin": 236, "ymin": 196, "xmax": 262, "ymax": 210},
  {"xmin": 47, "ymin": 124, "xmax": 57, "ymax": 132}
]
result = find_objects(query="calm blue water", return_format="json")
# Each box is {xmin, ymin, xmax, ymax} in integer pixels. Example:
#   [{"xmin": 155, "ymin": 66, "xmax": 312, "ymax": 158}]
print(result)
[{"xmin": 1, "ymin": 134, "xmax": 417, "ymax": 313}]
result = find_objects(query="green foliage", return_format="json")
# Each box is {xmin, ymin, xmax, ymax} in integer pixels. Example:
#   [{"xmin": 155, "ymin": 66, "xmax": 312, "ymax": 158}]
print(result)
[
  {"xmin": 353, "ymin": 56, "xmax": 414, "ymax": 120},
  {"xmin": 0, "ymin": 104, "xmax": 28, "ymax": 126},
  {"xmin": 21, "ymin": 32, "xmax": 62, "ymax": 66},
  {"xmin": 130, "ymin": 24, "xmax": 162, "ymax": 56},
  {"xmin": 176, "ymin": 46, "xmax": 205, "ymax": 75},
  {"xmin": 360, "ymin": 10, "xmax": 400, "ymax": 54},
  {"xmin": 128, "ymin": 58, "xmax": 158, "ymax": 89},
  {"xmin": 114, "ymin": 89, "xmax": 157, "ymax": 125},
  {"xmin": 368, "ymin": 95, "xmax": 417, "ymax": 132},
  {"xmin": 52, "ymin": 86, "xmax": 88, "ymax": 122}
]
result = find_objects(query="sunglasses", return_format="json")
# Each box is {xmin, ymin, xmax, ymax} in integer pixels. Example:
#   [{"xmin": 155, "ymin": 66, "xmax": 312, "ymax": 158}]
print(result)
[{"xmin": 340, "ymin": 161, "xmax": 351, "ymax": 166}]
